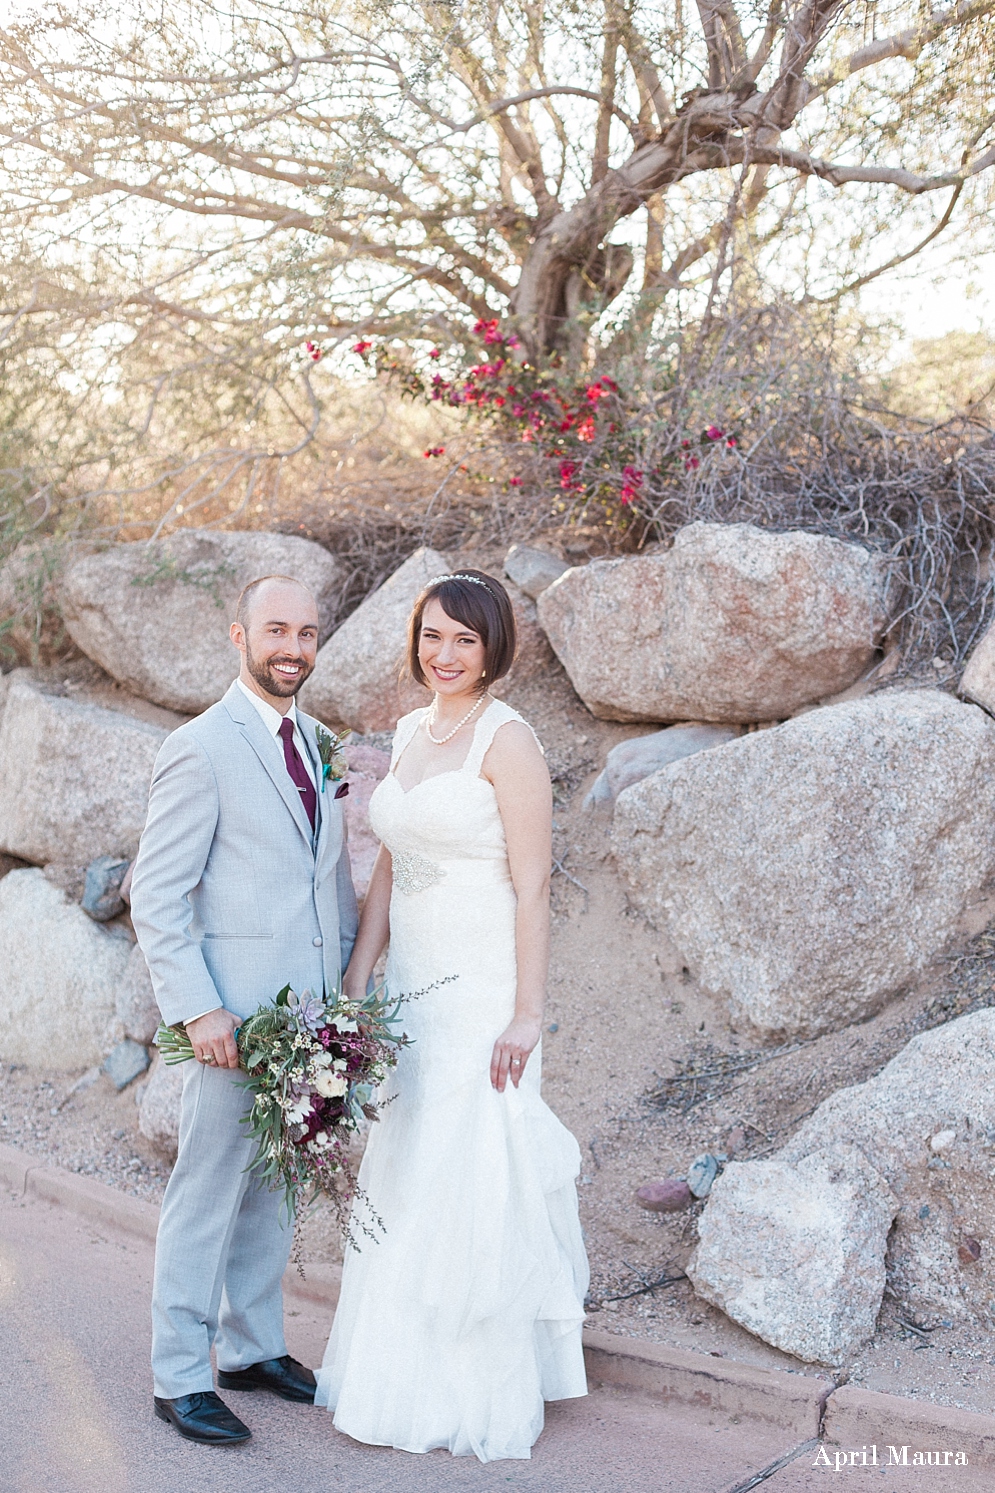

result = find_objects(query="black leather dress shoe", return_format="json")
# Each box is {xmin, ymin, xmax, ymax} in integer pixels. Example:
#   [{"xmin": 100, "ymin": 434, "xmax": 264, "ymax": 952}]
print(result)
[
  {"xmin": 153, "ymin": 1391, "xmax": 251, "ymax": 1445},
  {"xmin": 217, "ymin": 1354, "xmax": 317, "ymax": 1402}
]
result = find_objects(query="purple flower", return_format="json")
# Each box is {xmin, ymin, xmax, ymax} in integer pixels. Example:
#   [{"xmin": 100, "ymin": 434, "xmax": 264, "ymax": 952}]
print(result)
[{"xmin": 289, "ymin": 987, "xmax": 326, "ymax": 1032}]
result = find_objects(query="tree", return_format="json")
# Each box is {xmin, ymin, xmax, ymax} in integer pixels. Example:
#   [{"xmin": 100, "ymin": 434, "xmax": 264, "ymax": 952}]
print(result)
[
  {"xmin": 1, "ymin": 0, "xmax": 993, "ymax": 641},
  {"xmin": 2, "ymin": 0, "xmax": 993, "ymax": 363}
]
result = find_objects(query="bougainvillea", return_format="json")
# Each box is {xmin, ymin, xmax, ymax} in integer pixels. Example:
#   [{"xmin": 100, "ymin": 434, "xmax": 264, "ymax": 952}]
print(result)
[{"xmin": 323, "ymin": 320, "xmax": 738, "ymax": 518}]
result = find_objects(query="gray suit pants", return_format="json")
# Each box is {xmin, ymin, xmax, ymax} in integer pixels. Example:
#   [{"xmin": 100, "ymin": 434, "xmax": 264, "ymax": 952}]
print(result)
[{"xmin": 151, "ymin": 1061, "xmax": 293, "ymax": 1398}]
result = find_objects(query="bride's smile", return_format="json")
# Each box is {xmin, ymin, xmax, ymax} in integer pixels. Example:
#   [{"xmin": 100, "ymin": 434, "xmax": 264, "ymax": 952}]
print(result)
[{"xmin": 417, "ymin": 597, "xmax": 487, "ymax": 705}]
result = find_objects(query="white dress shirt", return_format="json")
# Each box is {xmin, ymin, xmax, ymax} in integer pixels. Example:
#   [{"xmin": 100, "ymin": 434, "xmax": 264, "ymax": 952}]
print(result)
[
  {"xmin": 236, "ymin": 678, "xmax": 316, "ymax": 788},
  {"xmin": 185, "ymin": 680, "xmax": 317, "ymax": 1028}
]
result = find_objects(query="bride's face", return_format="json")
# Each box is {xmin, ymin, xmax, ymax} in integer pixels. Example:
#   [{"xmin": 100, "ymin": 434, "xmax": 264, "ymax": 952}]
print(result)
[{"xmin": 418, "ymin": 597, "xmax": 486, "ymax": 698}]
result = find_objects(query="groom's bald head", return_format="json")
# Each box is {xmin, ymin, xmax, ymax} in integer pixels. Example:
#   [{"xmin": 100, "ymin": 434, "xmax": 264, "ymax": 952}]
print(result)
[
  {"xmin": 235, "ymin": 574, "xmax": 317, "ymax": 630},
  {"xmin": 231, "ymin": 575, "xmax": 319, "ymax": 704}
]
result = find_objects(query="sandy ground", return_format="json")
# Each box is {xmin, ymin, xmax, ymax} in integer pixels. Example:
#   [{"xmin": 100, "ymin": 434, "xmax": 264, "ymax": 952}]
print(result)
[{"xmin": 3, "ymin": 653, "xmax": 995, "ymax": 1424}]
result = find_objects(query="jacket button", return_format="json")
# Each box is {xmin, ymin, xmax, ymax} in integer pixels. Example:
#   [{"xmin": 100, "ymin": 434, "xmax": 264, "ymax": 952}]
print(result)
[{"xmin": 312, "ymin": 936, "xmax": 323, "ymax": 947}]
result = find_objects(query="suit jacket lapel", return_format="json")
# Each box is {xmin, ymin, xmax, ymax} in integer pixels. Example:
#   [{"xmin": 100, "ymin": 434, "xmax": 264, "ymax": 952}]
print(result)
[{"xmin": 222, "ymin": 684, "xmax": 314, "ymax": 850}]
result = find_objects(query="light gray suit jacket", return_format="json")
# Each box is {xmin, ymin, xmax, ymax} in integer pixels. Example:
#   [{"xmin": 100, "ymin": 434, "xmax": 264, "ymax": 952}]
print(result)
[{"xmin": 131, "ymin": 682, "xmax": 358, "ymax": 1028}]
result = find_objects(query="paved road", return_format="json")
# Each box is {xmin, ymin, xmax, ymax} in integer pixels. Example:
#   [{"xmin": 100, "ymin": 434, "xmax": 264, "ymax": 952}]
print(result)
[{"xmin": 0, "ymin": 1190, "xmax": 986, "ymax": 1493}]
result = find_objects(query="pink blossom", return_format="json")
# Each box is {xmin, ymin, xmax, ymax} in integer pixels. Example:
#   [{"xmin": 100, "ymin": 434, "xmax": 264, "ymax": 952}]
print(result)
[
  {"xmin": 705, "ymin": 424, "xmax": 724, "ymax": 441},
  {"xmin": 352, "ymin": 340, "xmax": 372, "ymax": 354},
  {"xmin": 429, "ymin": 348, "xmax": 441, "ymax": 359},
  {"xmin": 509, "ymin": 476, "xmax": 523, "ymax": 487},
  {"xmin": 423, "ymin": 446, "xmax": 446, "ymax": 457}
]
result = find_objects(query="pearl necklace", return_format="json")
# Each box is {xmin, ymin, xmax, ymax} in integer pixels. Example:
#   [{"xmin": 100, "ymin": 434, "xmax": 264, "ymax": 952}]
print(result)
[{"xmin": 426, "ymin": 692, "xmax": 488, "ymax": 745}]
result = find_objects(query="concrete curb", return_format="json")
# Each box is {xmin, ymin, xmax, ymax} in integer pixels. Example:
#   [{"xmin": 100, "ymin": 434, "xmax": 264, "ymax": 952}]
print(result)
[
  {"xmin": 5, "ymin": 1140, "xmax": 995, "ymax": 1456},
  {"xmin": 824, "ymin": 1384, "xmax": 995, "ymax": 1462},
  {"xmin": 0, "ymin": 1141, "xmax": 340, "ymax": 1309},
  {"xmin": 583, "ymin": 1328, "xmax": 830, "ymax": 1438}
]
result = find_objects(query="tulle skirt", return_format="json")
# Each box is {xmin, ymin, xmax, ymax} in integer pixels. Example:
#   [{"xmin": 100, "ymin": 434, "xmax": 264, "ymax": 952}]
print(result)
[{"xmin": 315, "ymin": 896, "xmax": 589, "ymax": 1462}]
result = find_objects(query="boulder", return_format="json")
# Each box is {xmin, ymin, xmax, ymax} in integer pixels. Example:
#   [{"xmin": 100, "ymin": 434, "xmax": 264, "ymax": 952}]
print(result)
[
  {"xmin": 689, "ymin": 1146, "xmax": 898, "ymax": 1367},
  {"xmin": 584, "ymin": 724, "xmax": 739, "ymax": 809},
  {"xmin": 780, "ymin": 1009, "xmax": 995, "ymax": 1325},
  {"xmin": 537, "ymin": 522, "xmax": 887, "ymax": 723},
  {"xmin": 115, "ymin": 940, "xmax": 161, "ymax": 1045},
  {"xmin": 612, "ymin": 691, "xmax": 995, "ymax": 1038},
  {"xmin": 0, "ymin": 541, "xmax": 79, "ymax": 666},
  {"xmin": 61, "ymin": 529, "xmax": 345, "ymax": 714},
  {"xmin": 503, "ymin": 543, "xmax": 568, "ymax": 600},
  {"xmin": 960, "ymin": 623, "xmax": 995, "ymax": 716},
  {"xmin": 342, "ymin": 741, "xmax": 391, "ymax": 901},
  {"xmin": 138, "ymin": 1053, "xmax": 184, "ymax": 1161},
  {"xmin": 491, "ymin": 580, "xmax": 558, "ymax": 696},
  {"xmin": 299, "ymin": 547, "xmax": 449, "ymax": 731},
  {"xmin": 0, "ymin": 677, "xmax": 168, "ymax": 865},
  {"xmin": 0, "ymin": 868, "xmax": 131, "ymax": 1068}
]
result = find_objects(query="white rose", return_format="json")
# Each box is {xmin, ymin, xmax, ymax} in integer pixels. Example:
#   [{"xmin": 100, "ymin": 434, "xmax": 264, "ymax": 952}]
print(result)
[{"xmin": 314, "ymin": 1070, "xmax": 348, "ymax": 1099}]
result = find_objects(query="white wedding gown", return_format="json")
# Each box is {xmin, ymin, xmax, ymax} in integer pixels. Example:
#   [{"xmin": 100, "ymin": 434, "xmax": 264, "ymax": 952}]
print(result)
[{"xmin": 315, "ymin": 698, "xmax": 589, "ymax": 1462}]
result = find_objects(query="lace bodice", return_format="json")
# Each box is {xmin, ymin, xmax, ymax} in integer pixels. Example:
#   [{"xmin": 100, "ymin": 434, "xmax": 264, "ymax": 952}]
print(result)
[{"xmin": 367, "ymin": 699, "xmax": 540, "ymax": 889}]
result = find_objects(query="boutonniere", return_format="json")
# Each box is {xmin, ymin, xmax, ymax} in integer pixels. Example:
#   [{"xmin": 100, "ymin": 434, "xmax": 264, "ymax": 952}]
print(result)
[{"xmin": 315, "ymin": 724, "xmax": 349, "ymax": 793}]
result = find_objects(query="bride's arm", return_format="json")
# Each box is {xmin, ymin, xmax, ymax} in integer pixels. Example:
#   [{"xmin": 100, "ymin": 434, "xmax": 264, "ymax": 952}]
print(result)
[
  {"xmin": 341, "ymin": 844, "xmax": 392, "ymax": 1003},
  {"xmin": 486, "ymin": 721, "xmax": 552, "ymax": 1092}
]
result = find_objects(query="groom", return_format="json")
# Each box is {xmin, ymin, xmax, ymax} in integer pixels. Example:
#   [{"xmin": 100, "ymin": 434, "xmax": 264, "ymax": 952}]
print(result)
[{"xmin": 131, "ymin": 573, "xmax": 358, "ymax": 1446}]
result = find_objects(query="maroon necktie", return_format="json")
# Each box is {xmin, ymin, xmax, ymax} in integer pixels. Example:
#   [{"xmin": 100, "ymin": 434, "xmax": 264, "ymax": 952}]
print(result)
[{"xmin": 278, "ymin": 716, "xmax": 316, "ymax": 833}]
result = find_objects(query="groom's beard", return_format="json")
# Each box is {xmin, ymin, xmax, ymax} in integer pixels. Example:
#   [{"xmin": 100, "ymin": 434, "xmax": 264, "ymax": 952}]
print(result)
[{"xmin": 244, "ymin": 639, "xmax": 315, "ymax": 699}]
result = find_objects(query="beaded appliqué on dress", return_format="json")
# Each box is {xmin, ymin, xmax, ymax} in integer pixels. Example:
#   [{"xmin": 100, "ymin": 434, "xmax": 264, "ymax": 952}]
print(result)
[{"xmin": 391, "ymin": 848, "xmax": 445, "ymax": 895}]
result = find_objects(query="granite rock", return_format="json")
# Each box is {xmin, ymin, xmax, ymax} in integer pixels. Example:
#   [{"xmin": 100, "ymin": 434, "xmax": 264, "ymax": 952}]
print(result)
[
  {"xmin": 780, "ymin": 1009, "xmax": 995, "ymax": 1324},
  {"xmin": 0, "ymin": 868, "xmax": 130, "ymax": 1068},
  {"xmin": 102, "ymin": 1038, "xmax": 151, "ymax": 1091},
  {"xmin": 584, "ymin": 724, "xmax": 739, "ymax": 808},
  {"xmin": 491, "ymin": 580, "xmax": 558, "ymax": 696},
  {"xmin": 689, "ymin": 1146, "xmax": 898, "ymax": 1366},
  {"xmin": 138, "ymin": 1053, "xmax": 184, "ymax": 1161},
  {"xmin": 0, "ymin": 677, "xmax": 168, "ymax": 865},
  {"xmin": 0, "ymin": 542, "xmax": 79, "ymax": 666},
  {"xmin": 81, "ymin": 854, "xmax": 130, "ymax": 922},
  {"xmin": 62, "ymin": 529, "xmax": 345, "ymax": 714},
  {"xmin": 115, "ymin": 940, "xmax": 161, "ymax": 1045},
  {"xmin": 537, "ymin": 522, "xmax": 887, "ymax": 722},
  {"xmin": 960, "ymin": 621, "xmax": 995, "ymax": 716},
  {"xmin": 612, "ymin": 691, "xmax": 995, "ymax": 1038},
  {"xmin": 503, "ymin": 543, "xmax": 569, "ymax": 600}
]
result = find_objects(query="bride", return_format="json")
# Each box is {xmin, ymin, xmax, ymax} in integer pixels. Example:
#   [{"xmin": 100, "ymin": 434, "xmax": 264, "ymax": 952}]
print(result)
[{"xmin": 315, "ymin": 567, "xmax": 589, "ymax": 1462}]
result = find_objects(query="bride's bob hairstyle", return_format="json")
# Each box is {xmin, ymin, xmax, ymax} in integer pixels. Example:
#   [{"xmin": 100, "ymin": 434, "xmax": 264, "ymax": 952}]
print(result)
[{"xmin": 407, "ymin": 570, "xmax": 516, "ymax": 693}]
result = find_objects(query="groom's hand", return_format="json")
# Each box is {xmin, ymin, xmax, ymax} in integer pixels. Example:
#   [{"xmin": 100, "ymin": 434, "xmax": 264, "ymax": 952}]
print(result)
[{"xmin": 186, "ymin": 1008, "xmax": 240, "ymax": 1070}]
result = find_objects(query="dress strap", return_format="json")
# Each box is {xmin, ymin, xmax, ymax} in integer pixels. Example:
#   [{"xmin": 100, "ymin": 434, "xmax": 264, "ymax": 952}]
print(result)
[
  {"xmin": 389, "ymin": 708, "xmax": 428, "ymax": 771},
  {"xmin": 462, "ymin": 698, "xmax": 544, "ymax": 778}
]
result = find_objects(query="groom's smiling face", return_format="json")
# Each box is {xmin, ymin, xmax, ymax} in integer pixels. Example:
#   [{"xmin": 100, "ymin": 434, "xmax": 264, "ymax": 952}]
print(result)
[{"xmin": 231, "ymin": 577, "xmax": 319, "ymax": 705}]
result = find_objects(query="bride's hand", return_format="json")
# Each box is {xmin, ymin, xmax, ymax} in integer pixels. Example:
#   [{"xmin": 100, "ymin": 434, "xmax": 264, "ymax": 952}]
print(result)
[{"xmin": 490, "ymin": 1016, "xmax": 542, "ymax": 1092}]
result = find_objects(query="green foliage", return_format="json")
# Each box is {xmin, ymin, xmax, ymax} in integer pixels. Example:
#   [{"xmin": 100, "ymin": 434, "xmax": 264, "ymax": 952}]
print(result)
[{"xmin": 130, "ymin": 552, "xmax": 237, "ymax": 608}]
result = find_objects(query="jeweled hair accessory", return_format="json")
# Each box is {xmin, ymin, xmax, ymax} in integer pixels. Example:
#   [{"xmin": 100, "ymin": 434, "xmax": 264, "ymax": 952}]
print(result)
[{"xmin": 427, "ymin": 572, "xmax": 491, "ymax": 588}]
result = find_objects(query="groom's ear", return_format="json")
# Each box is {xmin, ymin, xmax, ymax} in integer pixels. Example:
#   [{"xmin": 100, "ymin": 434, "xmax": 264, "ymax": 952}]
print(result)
[{"xmin": 230, "ymin": 620, "xmax": 246, "ymax": 654}]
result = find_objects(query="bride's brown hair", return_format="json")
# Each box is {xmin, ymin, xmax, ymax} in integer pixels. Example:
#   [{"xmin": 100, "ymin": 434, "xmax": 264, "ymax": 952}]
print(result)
[{"xmin": 407, "ymin": 570, "xmax": 516, "ymax": 693}]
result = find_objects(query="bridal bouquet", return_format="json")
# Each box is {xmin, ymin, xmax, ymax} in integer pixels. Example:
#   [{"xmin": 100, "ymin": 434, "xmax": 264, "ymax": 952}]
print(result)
[{"xmin": 155, "ymin": 982, "xmax": 408, "ymax": 1230}]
